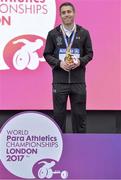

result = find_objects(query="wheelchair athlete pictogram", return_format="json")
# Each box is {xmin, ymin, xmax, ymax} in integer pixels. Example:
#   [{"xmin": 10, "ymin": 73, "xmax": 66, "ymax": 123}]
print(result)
[
  {"xmin": 34, "ymin": 160, "xmax": 68, "ymax": 179},
  {"xmin": 13, "ymin": 39, "xmax": 44, "ymax": 70}
]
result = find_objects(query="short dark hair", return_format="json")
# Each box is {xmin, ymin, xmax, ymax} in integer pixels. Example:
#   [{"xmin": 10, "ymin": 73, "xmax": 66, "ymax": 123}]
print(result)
[{"xmin": 59, "ymin": 2, "xmax": 75, "ymax": 13}]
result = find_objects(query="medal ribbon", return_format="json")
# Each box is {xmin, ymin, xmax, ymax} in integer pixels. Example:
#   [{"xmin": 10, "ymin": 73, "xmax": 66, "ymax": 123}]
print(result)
[{"xmin": 61, "ymin": 25, "xmax": 76, "ymax": 53}]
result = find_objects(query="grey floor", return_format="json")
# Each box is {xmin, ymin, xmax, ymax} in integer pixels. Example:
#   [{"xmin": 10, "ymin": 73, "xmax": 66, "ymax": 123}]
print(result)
[{"xmin": 0, "ymin": 110, "xmax": 121, "ymax": 133}]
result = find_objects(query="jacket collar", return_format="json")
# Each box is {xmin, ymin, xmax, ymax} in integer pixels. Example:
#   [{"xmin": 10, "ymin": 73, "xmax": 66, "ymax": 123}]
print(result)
[{"xmin": 56, "ymin": 24, "xmax": 81, "ymax": 33}]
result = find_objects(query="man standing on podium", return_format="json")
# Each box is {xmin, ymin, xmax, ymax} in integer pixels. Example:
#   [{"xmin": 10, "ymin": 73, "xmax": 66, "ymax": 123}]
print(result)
[{"xmin": 44, "ymin": 2, "xmax": 93, "ymax": 133}]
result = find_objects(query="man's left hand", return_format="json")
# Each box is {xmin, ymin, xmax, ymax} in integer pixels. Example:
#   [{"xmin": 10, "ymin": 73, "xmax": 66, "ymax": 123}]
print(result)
[{"xmin": 71, "ymin": 58, "xmax": 80, "ymax": 69}]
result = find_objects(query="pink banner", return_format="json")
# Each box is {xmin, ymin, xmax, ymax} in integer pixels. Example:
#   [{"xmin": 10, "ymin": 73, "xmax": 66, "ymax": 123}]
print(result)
[{"xmin": 0, "ymin": 0, "xmax": 120, "ymax": 110}]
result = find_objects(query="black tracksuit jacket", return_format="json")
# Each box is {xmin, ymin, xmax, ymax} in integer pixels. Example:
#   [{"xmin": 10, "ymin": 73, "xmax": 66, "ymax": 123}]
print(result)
[{"xmin": 43, "ymin": 25, "xmax": 93, "ymax": 84}]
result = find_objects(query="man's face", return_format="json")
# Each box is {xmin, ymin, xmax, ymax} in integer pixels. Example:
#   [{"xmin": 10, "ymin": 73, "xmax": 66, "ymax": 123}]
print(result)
[{"xmin": 60, "ymin": 5, "xmax": 75, "ymax": 25}]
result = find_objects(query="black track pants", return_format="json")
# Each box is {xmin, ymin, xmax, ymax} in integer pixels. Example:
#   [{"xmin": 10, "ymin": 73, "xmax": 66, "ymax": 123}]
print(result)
[{"xmin": 53, "ymin": 83, "xmax": 87, "ymax": 133}]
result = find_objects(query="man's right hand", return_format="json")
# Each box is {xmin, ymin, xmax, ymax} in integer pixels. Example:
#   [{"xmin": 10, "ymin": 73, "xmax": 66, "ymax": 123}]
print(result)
[{"xmin": 60, "ymin": 61, "xmax": 71, "ymax": 72}]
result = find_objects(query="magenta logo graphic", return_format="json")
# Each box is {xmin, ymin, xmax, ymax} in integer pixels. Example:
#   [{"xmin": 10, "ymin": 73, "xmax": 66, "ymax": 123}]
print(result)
[
  {"xmin": 3, "ymin": 35, "xmax": 46, "ymax": 70},
  {"xmin": 33, "ymin": 159, "xmax": 68, "ymax": 179}
]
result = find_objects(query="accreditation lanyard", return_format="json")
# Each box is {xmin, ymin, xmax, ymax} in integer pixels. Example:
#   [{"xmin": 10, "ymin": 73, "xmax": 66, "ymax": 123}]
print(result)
[{"xmin": 61, "ymin": 25, "xmax": 76, "ymax": 52}]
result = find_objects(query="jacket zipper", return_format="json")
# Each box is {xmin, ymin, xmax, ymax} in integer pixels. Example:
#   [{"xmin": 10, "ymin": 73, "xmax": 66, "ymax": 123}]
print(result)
[{"xmin": 68, "ymin": 70, "xmax": 71, "ymax": 83}]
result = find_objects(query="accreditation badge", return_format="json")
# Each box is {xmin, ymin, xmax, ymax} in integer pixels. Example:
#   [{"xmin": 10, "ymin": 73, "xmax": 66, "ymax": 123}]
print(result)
[{"xmin": 59, "ymin": 48, "xmax": 80, "ymax": 62}]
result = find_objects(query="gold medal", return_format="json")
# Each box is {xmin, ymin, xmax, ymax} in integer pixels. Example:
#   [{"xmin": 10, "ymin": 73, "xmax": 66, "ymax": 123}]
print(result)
[
  {"xmin": 61, "ymin": 25, "xmax": 77, "ymax": 65},
  {"xmin": 64, "ymin": 46, "xmax": 73, "ymax": 64}
]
